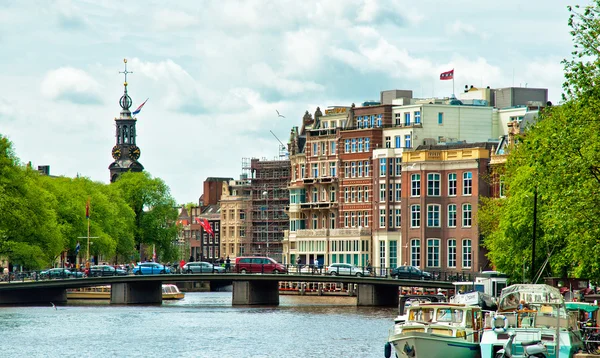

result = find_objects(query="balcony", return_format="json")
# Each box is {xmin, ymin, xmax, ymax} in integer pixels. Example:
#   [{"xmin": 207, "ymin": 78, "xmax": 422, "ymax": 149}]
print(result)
[
  {"xmin": 296, "ymin": 229, "xmax": 329, "ymax": 238},
  {"xmin": 330, "ymin": 227, "xmax": 371, "ymax": 237}
]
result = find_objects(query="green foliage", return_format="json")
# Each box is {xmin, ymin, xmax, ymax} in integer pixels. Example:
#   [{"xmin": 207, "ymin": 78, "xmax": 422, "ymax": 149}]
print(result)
[
  {"xmin": 481, "ymin": 3, "xmax": 600, "ymax": 283},
  {"xmin": 114, "ymin": 172, "xmax": 179, "ymax": 263},
  {"xmin": 0, "ymin": 134, "xmax": 177, "ymax": 269}
]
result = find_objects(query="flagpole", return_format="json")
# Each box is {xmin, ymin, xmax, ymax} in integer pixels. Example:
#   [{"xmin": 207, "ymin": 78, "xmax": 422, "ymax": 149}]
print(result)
[
  {"xmin": 452, "ymin": 69, "xmax": 455, "ymax": 97},
  {"xmin": 87, "ymin": 216, "xmax": 90, "ymax": 264}
]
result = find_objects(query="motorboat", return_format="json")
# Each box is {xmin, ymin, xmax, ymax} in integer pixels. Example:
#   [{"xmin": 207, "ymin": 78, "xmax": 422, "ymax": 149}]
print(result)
[
  {"xmin": 67, "ymin": 284, "xmax": 185, "ymax": 300},
  {"xmin": 385, "ymin": 303, "xmax": 483, "ymax": 358},
  {"xmin": 479, "ymin": 284, "xmax": 584, "ymax": 358}
]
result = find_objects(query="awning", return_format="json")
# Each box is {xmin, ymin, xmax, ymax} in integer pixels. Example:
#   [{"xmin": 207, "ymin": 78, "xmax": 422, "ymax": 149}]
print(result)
[{"xmin": 565, "ymin": 302, "xmax": 599, "ymax": 313}]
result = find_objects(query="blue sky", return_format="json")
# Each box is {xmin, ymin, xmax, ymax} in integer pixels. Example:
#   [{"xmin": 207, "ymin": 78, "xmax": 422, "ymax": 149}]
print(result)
[{"xmin": 0, "ymin": 0, "xmax": 583, "ymax": 204}]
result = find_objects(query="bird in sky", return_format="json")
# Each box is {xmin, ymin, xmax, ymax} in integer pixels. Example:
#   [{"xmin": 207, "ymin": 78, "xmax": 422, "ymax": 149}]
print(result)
[
  {"xmin": 276, "ymin": 110, "xmax": 285, "ymax": 118},
  {"xmin": 50, "ymin": 302, "xmax": 57, "ymax": 310}
]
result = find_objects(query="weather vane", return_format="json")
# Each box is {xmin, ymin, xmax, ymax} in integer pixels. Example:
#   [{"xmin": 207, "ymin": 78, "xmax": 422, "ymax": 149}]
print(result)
[{"xmin": 119, "ymin": 58, "xmax": 133, "ymax": 87}]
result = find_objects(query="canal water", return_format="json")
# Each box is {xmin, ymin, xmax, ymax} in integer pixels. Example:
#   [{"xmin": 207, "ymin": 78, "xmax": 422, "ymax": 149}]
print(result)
[{"xmin": 0, "ymin": 292, "xmax": 396, "ymax": 358}]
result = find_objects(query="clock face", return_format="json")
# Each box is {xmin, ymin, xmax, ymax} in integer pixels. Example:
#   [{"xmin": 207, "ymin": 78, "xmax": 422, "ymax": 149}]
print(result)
[
  {"xmin": 111, "ymin": 146, "xmax": 121, "ymax": 160},
  {"xmin": 129, "ymin": 145, "xmax": 141, "ymax": 160}
]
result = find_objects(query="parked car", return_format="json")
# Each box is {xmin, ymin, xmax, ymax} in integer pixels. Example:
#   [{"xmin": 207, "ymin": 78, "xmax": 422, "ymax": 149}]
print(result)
[
  {"xmin": 325, "ymin": 263, "xmax": 369, "ymax": 277},
  {"xmin": 40, "ymin": 268, "xmax": 84, "ymax": 279},
  {"xmin": 390, "ymin": 266, "xmax": 433, "ymax": 280},
  {"xmin": 183, "ymin": 261, "xmax": 225, "ymax": 273},
  {"xmin": 88, "ymin": 265, "xmax": 128, "ymax": 277},
  {"xmin": 132, "ymin": 262, "xmax": 170, "ymax": 275},
  {"xmin": 234, "ymin": 257, "xmax": 287, "ymax": 274}
]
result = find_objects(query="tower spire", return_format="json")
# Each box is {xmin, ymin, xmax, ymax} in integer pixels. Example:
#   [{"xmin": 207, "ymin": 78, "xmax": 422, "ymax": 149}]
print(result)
[{"xmin": 118, "ymin": 58, "xmax": 132, "ymax": 111}]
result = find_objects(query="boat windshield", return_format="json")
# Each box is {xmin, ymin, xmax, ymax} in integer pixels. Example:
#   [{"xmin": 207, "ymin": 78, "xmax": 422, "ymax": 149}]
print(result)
[
  {"xmin": 408, "ymin": 307, "xmax": 435, "ymax": 322},
  {"xmin": 498, "ymin": 284, "xmax": 563, "ymax": 311},
  {"xmin": 436, "ymin": 308, "xmax": 464, "ymax": 323}
]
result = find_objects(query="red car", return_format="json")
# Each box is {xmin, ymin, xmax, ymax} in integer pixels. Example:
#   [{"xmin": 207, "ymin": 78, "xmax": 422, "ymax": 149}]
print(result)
[{"xmin": 234, "ymin": 257, "xmax": 287, "ymax": 274}]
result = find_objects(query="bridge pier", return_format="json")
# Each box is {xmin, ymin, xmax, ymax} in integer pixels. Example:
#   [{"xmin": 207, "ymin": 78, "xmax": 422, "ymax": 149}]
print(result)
[
  {"xmin": 232, "ymin": 281, "xmax": 279, "ymax": 305},
  {"xmin": 0, "ymin": 287, "xmax": 67, "ymax": 305},
  {"xmin": 111, "ymin": 282, "xmax": 162, "ymax": 304},
  {"xmin": 356, "ymin": 284, "xmax": 399, "ymax": 307}
]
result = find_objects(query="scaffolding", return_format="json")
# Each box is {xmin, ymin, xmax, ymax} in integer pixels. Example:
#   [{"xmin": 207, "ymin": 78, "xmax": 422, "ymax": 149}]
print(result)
[{"xmin": 242, "ymin": 157, "xmax": 290, "ymax": 262}]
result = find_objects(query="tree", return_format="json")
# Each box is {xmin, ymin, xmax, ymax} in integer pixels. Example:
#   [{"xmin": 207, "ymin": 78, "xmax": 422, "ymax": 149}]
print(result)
[
  {"xmin": 480, "ymin": 2, "xmax": 600, "ymax": 283},
  {"xmin": 0, "ymin": 135, "xmax": 63, "ymax": 269},
  {"xmin": 114, "ymin": 172, "xmax": 179, "ymax": 262}
]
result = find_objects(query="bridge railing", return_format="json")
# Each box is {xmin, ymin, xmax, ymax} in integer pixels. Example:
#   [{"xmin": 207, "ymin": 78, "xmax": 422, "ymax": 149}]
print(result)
[{"xmin": 0, "ymin": 266, "xmax": 475, "ymax": 283}]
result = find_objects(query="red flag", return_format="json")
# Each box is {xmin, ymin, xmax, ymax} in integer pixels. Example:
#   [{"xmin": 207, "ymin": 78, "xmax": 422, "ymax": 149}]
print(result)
[
  {"xmin": 200, "ymin": 218, "xmax": 215, "ymax": 237},
  {"xmin": 85, "ymin": 198, "xmax": 90, "ymax": 219},
  {"xmin": 440, "ymin": 69, "xmax": 454, "ymax": 80}
]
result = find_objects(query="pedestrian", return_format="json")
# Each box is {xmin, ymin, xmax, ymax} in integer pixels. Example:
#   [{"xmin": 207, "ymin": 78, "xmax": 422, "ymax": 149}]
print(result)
[
  {"xmin": 225, "ymin": 256, "xmax": 231, "ymax": 272},
  {"xmin": 179, "ymin": 259, "xmax": 185, "ymax": 273},
  {"xmin": 366, "ymin": 260, "xmax": 372, "ymax": 274},
  {"xmin": 313, "ymin": 258, "xmax": 319, "ymax": 273},
  {"xmin": 189, "ymin": 255, "xmax": 194, "ymax": 263},
  {"xmin": 296, "ymin": 256, "xmax": 302, "ymax": 272}
]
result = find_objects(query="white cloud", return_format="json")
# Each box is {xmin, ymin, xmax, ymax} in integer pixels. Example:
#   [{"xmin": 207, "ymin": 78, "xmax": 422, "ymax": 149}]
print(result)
[
  {"xmin": 153, "ymin": 9, "xmax": 198, "ymax": 30},
  {"xmin": 40, "ymin": 67, "xmax": 103, "ymax": 104}
]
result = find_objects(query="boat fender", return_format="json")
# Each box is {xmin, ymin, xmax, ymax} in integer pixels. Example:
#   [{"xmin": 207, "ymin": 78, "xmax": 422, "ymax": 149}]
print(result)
[
  {"xmin": 492, "ymin": 315, "xmax": 508, "ymax": 333},
  {"xmin": 384, "ymin": 342, "xmax": 392, "ymax": 358}
]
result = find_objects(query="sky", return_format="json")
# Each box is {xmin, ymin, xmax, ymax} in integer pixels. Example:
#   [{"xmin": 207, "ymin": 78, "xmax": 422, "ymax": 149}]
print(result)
[{"xmin": 0, "ymin": 0, "xmax": 585, "ymax": 204}]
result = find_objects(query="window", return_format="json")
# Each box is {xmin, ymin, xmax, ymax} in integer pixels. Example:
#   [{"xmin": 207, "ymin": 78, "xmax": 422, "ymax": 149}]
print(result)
[
  {"xmin": 365, "ymin": 138, "xmax": 370, "ymax": 152},
  {"xmin": 351, "ymin": 139, "xmax": 356, "ymax": 153},
  {"xmin": 395, "ymin": 183, "xmax": 401, "ymax": 202},
  {"xmin": 358, "ymin": 187, "xmax": 363, "ymax": 202},
  {"xmin": 321, "ymin": 141, "xmax": 326, "ymax": 156},
  {"xmin": 447, "ymin": 204, "xmax": 457, "ymax": 227},
  {"xmin": 462, "ymin": 239, "xmax": 472, "ymax": 268},
  {"xmin": 404, "ymin": 112, "xmax": 411, "ymax": 126},
  {"xmin": 364, "ymin": 186, "xmax": 369, "ymax": 202},
  {"xmin": 379, "ymin": 209, "xmax": 385, "ymax": 228},
  {"xmin": 411, "ymin": 174, "xmax": 421, "ymax": 196},
  {"xmin": 330, "ymin": 162, "xmax": 336, "ymax": 177},
  {"xmin": 379, "ymin": 184, "xmax": 386, "ymax": 202},
  {"xmin": 330, "ymin": 141, "xmax": 336, "ymax": 155},
  {"xmin": 363, "ymin": 211, "xmax": 369, "ymax": 227},
  {"xmin": 364, "ymin": 161, "xmax": 370, "ymax": 176},
  {"xmin": 448, "ymin": 173, "xmax": 457, "ymax": 196},
  {"xmin": 330, "ymin": 186, "xmax": 336, "ymax": 202},
  {"xmin": 312, "ymin": 188, "xmax": 318, "ymax": 202},
  {"xmin": 390, "ymin": 241, "xmax": 397, "ymax": 269},
  {"xmin": 357, "ymin": 116, "xmax": 363, "ymax": 128},
  {"xmin": 351, "ymin": 212, "xmax": 355, "ymax": 227},
  {"xmin": 380, "ymin": 241, "xmax": 386, "ymax": 273},
  {"xmin": 427, "ymin": 205, "xmax": 440, "ymax": 227},
  {"xmin": 379, "ymin": 158, "xmax": 386, "ymax": 177},
  {"xmin": 358, "ymin": 161, "xmax": 363, "ymax": 177},
  {"xmin": 330, "ymin": 213, "xmax": 335, "ymax": 229},
  {"xmin": 438, "ymin": 112, "xmax": 443, "ymax": 125},
  {"xmin": 344, "ymin": 162, "xmax": 350, "ymax": 178},
  {"xmin": 312, "ymin": 142, "xmax": 318, "ymax": 156},
  {"xmin": 462, "ymin": 204, "xmax": 472, "ymax": 227},
  {"xmin": 427, "ymin": 173, "xmax": 440, "ymax": 196},
  {"xmin": 385, "ymin": 136, "xmax": 391, "ymax": 148},
  {"xmin": 358, "ymin": 138, "xmax": 363, "ymax": 152},
  {"xmin": 499, "ymin": 179, "xmax": 506, "ymax": 198},
  {"xmin": 463, "ymin": 172, "xmax": 472, "ymax": 195},
  {"xmin": 240, "ymin": 210, "xmax": 246, "ymax": 220},
  {"xmin": 404, "ymin": 135, "xmax": 411, "ymax": 148},
  {"xmin": 351, "ymin": 187, "xmax": 355, "ymax": 202},
  {"xmin": 389, "ymin": 210, "xmax": 393, "ymax": 228},
  {"xmin": 300, "ymin": 164, "xmax": 305, "ymax": 178},
  {"xmin": 414, "ymin": 111, "xmax": 421, "ymax": 124},
  {"xmin": 351, "ymin": 162, "xmax": 356, "ymax": 177},
  {"xmin": 345, "ymin": 139, "xmax": 350, "ymax": 153},
  {"xmin": 388, "ymin": 158, "xmax": 393, "ymax": 176},
  {"xmin": 312, "ymin": 214, "xmax": 318, "ymax": 228},
  {"xmin": 344, "ymin": 187, "xmax": 348, "ymax": 203},
  {"xmin": 395, "ymin": 208, "xmax": 401, "ymax": 227},
  {"xmin": 357, "ymin": 212, "xmax": 363, "ymax": 227},
  {"xmin": 395, "ymin": 158, "xmax": 402, "ymax": 176},
  {"xmin": 427, "ymin": 239, "xmax": 440, "ymax": 267},
  {"xmin": 448, "ymin": 239, "xmax": 456, "ymax": 268},
  {"xmin": 395, "ymin": 136, "xmax": 401, "ymax": 148},
  {"xmin": 312, "ymin": 163, "xmax": 318, "ymax": 177},
  {"xmin": 411, "ymin": 205, "xmax": 421, "ymax": 228},
  {"xmin": 410, "ymin": 239, "xmax": 420, "ymax": 267},
  {"xmin": 344, "ymin": 212, "xmax": 349, "ymax": 227},
  {"xmin": 377, "ymin": 114, "xmax": 382, "ymax": 127}
]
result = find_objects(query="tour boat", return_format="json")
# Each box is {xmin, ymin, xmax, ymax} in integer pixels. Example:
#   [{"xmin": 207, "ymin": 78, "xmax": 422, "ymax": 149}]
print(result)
[
  {"xmin": 385, "ymin": 303, "xmax": 483, "ymax": 358},
  {"xmin": 479, "ymin": 284, "xmax": 584, "ymax": 358},
  {"xmin": 67, "ymin": 284, "xmax": 185, "ymax": 300}
]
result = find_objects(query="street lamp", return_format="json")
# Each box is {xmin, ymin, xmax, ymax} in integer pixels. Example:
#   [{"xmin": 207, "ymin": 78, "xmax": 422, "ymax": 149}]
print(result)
[{"xmin": 263, "ymin": 190, "xmax": 269, "ymax": 256}]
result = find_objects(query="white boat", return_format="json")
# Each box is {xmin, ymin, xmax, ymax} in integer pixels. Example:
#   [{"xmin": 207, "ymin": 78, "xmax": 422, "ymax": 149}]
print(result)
[
  {"xmin": 385, "ymin": 303, "xmax": 483, "ymax": 358},
  {"xmin": 479, "ymin": 284, "xmax": 584, "ymax": 358},
  {"xmin": 67, "ymin": 284, "xmax": 185, "ymax": 300}
]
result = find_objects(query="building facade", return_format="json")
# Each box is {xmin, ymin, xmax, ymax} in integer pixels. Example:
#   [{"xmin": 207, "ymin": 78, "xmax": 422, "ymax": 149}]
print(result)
[{"xmin": 219, "ymin": 178, "xmax": 252, "ymax": 259}]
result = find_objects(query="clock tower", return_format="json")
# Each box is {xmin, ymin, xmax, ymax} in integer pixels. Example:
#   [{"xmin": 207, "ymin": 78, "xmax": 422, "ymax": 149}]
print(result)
[{"xmin": 108, "ymin": 59, "xmax": 144, "ymax": 183}]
